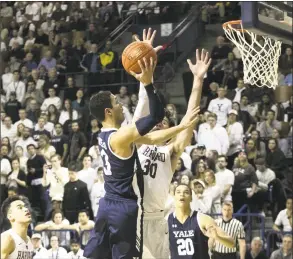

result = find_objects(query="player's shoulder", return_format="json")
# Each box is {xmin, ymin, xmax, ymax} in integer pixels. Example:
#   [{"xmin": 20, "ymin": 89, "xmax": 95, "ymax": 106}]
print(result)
[{"xmin": 1, "ymin": 230, "xmax": 15, "ymax": 253}]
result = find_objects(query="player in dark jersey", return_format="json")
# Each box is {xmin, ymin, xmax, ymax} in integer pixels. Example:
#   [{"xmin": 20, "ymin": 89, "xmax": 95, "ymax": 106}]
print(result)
[
  {"xmin": 84, "ymin": 28, "xmax": 201, "ymax": 259},
  {"xmin": 168, "ymin": 184, "xmax": 235, "ymax": 259}
]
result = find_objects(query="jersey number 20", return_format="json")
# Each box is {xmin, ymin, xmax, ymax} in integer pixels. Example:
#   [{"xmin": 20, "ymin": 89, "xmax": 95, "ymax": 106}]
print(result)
[
  {"xmin": 177, "ymin": 238, "xmax": 194, "ymax": 256},
  {"xmin": 143, "ymin": 159, "xmax": 157, "ymax": 178}
]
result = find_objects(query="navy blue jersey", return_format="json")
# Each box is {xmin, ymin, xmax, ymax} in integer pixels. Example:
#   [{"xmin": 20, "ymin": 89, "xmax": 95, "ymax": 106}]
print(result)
[
  {"xmin": 98, "ymin": 128, "xmax": 137, "ymax": 199},
  {"xmin": 168, "ymin": 211, "xmax": 209, "ymax": 259}
]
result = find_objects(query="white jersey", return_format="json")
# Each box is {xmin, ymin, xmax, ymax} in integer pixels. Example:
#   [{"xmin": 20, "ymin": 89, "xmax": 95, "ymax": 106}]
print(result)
[
  {"xmin": 3, "ymin": 229, "xmax": 34, "ymax": 259},
  {"xmin": 138, "ymin": 144, "xmax": 173, "ymax": 213}
]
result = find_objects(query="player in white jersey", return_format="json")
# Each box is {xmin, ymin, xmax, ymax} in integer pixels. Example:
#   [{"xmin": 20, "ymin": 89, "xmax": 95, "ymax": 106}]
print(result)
[
  {"xmin": 1, "ymin": 195, "xmax": 34, "ymax": 259},
  {"xmin": 133, "ymin": 29, "xmax": 212, "ymax": 258}
]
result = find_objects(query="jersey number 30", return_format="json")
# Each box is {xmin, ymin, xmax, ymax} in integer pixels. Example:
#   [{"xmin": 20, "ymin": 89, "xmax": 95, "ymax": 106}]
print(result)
[
  {"xmin": 143, "ymin": 159, "xmax": 157, "ymax": 178},
  {"xmin": 101, "ymin": 149, "xmax": 112, "ymax": 175},
  {"xmin": 177, "ymin": 238, "xmax": 194, "ymax": 256}
]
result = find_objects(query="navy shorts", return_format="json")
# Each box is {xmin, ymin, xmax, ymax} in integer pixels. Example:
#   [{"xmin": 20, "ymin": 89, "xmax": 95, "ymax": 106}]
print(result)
[{"xmin": 84, "ymin": 196, "xmax": 139, "ymax": 259}]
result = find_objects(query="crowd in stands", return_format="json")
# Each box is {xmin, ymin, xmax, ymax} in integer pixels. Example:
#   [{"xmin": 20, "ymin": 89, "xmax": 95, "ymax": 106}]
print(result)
[{"xmin": 0, "ymin": 1, "xmax": 292, "ymax": 258}]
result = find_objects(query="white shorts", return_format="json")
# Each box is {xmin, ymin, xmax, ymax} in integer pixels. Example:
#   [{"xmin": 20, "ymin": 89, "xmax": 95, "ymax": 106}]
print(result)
[{"xmin": 142, "ymin": 211, "xmax": 170, "ymax": 259}]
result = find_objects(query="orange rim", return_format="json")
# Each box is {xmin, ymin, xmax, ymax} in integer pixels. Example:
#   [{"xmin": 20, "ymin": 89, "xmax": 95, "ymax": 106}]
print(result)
[{"xmin": 222, "ymin": 20, "xmax": 247, "ymax": 33}]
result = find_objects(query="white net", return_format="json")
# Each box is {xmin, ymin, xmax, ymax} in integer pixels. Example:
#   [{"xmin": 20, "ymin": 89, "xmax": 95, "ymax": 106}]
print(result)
[{"xmin": 222, "ymin": 20, "xmax": 282, "ymax": 89}]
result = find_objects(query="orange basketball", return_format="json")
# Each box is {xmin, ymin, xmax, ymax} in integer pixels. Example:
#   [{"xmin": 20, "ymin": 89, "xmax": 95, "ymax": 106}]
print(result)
[{"xmin": 122, "ymin": 41, "xmax": 157, "ymax": 74}]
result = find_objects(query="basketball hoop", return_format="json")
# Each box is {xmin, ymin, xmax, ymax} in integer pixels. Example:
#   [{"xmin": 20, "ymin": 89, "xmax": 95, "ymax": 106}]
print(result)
[{"xmin": 222, "ymin": 20, "xmax": 282, "ymax": 89}]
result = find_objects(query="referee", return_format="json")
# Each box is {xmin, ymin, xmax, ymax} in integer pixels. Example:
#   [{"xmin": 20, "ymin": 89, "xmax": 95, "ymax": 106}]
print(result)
[{"xmin": 209, "ymin": 201, "xmax": 246, "ymax": 259}]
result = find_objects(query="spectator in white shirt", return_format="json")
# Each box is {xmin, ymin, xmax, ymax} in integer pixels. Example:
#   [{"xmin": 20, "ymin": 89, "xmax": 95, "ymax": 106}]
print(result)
[
  {"xmin": 2, "ymin": 67, "xmax": 13, "ymax": 94},
  {"xmin": 190, "ymin": 179, "xmax": 212, "ymax": 214},
  {"xmin": 42, "ymin": 154, "xmax": 69, "ymax": 208},
  {"xmin": 91, "ymin": 167, "xmax": 105, "ymax": 216},
  {"xmin": 215, "ymin": 155, "xmax": 234, "ymax": 201},
  {"xmin": 0, "ymin": 157, "xmax": 11, "ymax": 204},
  {"xmin": 240, "ymin": 95, "xmax": 258, "ymax": 117},
  {"xmin": 15, "ymin": 127, "xmax": 38, "ymax": 157},
  {"xmin": 197, "ymin": 111, "xmax": 211, "ymax": 142},
  {"xmin": 31, "ymin": 233, "xmax": 49, "ymax": 259},
  {"xmin": 41, "ymin": 16, "xmax": 55, "ymax": 35},
  {"xmin": 226, "ymin": 109, "xmax": 244, "ymax": 168},
  {"xmin": 1, "ymin": 116, "xmax": 17, "ymax": 143},
  {"xmin": 273, "ymin": 198, "xmax": 292, "ymax": 232},
  {"xmin": 78, "ymin": 155, "xmax": 97, "ymax": 193},
  {"xmin": 208, "ymin": 85, "xmax": 232, "ymax": 126},
  {"xmin": 9, "ymin": 29, "xmax": 24, "ymax": 47},
  {"xmin": 59, "ymin": 99, "xmax": 79, "ymax": 125},
  {"xmin": 68, "ymin": 240, "xmax": 86, "ymax": 259},
  {"xmin": 35, "ymin": 113, "xmax": 54, "ymax": 133},
  {"xmin": 0, "ymin": 2, "xmax": 13, "ymax": 17},
  {"xmin": 258, "ymin": 110, "xmax": 282, "ymax": 139},
  {"xmin": 41, "ymin": 87, "xmax": 62, "ymax": 111},
  {"xmin": 198, "ymin": 113, "xmax": 229, "ymax": 155},
  {"xmin": 88, "ymin": 145, "xmax": 103, "ymax": 169},
  {"xmin": 203, "ymin": 170, "xmax": 222, "ymax": 215},
  {"xmin": 47, "ymin": 235, "xmax": 68, "ymax": 259},
  {"xmin": 6, "ymin": 70, "xmax": 26, "ymax": 104},
  {"xmin": 14, "ymin": 109, "xmax": 34, "ymax": 129}
]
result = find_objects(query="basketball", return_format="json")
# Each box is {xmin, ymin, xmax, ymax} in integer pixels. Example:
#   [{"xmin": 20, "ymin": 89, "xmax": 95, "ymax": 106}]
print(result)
[{"xmin": 122, "ymin": 42, "xmax": 157, "ymax": 74}]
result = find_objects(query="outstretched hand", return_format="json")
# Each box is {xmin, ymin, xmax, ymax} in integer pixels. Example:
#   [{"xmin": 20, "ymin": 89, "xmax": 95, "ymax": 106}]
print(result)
[
  {"xmin": 129, "ymin": 57, "xmax": 156, "ymax": 86},
  {"xmin": 134, "ymin": 28, "xmax": 163, "ymax": 53},
  {"xmin": 180, "ymin": 106, "xmax": 200, "ymax": 128},
  {"xmin": 187, "ymin": 49, "xmax": 212, "ymax": 79}
]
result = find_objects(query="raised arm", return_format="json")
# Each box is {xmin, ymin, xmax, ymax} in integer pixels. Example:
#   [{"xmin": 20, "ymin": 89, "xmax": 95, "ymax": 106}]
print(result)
[
  {"xmin": 132, "ymin": 28, "xmax": 162, "ymax": 123},
  {"xmin": 110, "ymin": 57, "xmax": 165, "ymax": 151},
  {"xmin": 170, "ymin": 49, "xmax": 212, "ymax": 172}
]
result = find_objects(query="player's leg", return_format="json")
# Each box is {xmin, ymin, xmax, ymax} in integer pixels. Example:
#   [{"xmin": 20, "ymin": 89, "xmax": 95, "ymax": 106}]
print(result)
[
  {"xmin": 83, "ymin": 198, "xmax": 111, "ymax": 259},
  {"xmin": 108, "ymin": 198, "xmax": 139, "ymax": 258},
  {"xmin": 143, "ymin": 216, "xmax": 170, "ymax": 259}
]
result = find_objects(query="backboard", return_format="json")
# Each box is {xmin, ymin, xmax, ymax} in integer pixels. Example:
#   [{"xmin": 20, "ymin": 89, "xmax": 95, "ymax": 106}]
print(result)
[{"xmin": 241, "ymin": 1, "xmax": 292, "ymax": 45}]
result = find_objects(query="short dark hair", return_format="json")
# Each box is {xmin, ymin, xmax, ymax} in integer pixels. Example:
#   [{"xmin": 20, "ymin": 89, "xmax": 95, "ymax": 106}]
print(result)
[
  {"xmin": 78, "ymin": 209, "xmax": 89, "ymax": 217},
  {"xmin": 89, "ymin": 91, "xmax": 113, "ymax": 122},
  {"xmin": 8, "ymin": 186, "xmax": 18, "ymax": 194},
  {"xmin": 13, "ymin": 70, "xmax": 19, "ymax": 74},
  {"xmin": 27, "ymin": 144, "xmax": 36, "ymax": 150},
  {"xmin": 1, "ymin": 195, "xmax": 30, "ymax": 218},
  {"xmin": 70, "ymin": 239, "xmax": 80, "ymax": 245},
  {"xmin": 83, "ymin": 154, "xmax": 93, "ymax": 162},
  {"xmin": 68, "ymin": 161, "xmax": 82, "ymax": 172},
  {"xmin": 255, "ymin": 157, "xmax": 266, "ymax": 166},
  {"xmin": 164, "ymin": 110, "xmax": 176, "ymax": 128},
  {"xmin": 217, "ymin": 155, "xmax": 227, "ymax": 162}
]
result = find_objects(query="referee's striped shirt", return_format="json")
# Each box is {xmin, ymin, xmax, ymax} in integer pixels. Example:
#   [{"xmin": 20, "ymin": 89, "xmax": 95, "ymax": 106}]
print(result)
[{"xmin": 213, "ymin": 217, "xmax": 245, "ymax": 253}]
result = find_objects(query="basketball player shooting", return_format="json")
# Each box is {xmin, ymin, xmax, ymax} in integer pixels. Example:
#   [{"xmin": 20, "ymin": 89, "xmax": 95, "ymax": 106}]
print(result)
[
  {"xmin": 132, "ymin": 30, "xmax": 212, "ymax": 258},
  {"xmin": 1, "ymin": 196, "xmax": 34, "ymax": 259},
  {"xmin": 83, "ymin": 28, "xmax": 200, "ymax": 259},
  {"xmin": 168, "ymin": 184, "xmax": 235, "ymax": 259}
]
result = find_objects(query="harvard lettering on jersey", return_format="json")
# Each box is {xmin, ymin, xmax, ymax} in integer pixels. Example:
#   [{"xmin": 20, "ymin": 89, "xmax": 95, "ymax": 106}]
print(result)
[
  {"xmin": 214, "ymin": 217, "xmax": 245, "ymax": 253},
  {"xmin": 138, "ymin": 144, "xmax": 173, "ymax": 212},
  {"xmin": 98, "ymin": 128, "xmax": 137, "ymax": 199},
  {"xmin": 168, "ymin": 211, "xmax": 209, "ymax": 259},
  {"xmin": 3, "ymin": 229, "xmax": 34, "ymax": 259}
]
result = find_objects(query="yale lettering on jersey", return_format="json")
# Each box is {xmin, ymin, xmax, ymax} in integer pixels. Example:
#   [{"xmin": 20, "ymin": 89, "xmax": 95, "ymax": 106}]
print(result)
[
  {"xmin": 16, "ymin": 251, "xmax": 34, "ymax": 259},
  {"xmin": 173, "ymin": 230, "xmax": 195, "ymax": 238},
  {"xmin": 98, "ymin": 137, "xmax": 107, "ymax": 150},
  {"xmin": 142, "ymin": 146, "xmax": 166, "ymax": 162}
]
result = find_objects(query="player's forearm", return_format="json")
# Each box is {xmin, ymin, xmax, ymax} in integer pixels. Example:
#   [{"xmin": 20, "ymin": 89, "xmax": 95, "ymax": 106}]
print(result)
[
  {"xmin": 215, "ymin": 230, "xmax": 235, "ymax": 248},
  {"xmin": 132, "ymin": 82, "xmax": 150, "ymax": 123},
  {"xmin": 187, "ymin": 76, "xmax": 204, "ymax": 111},
  {"xmin": 137, "ymin": 124, "xmax": 186, "ymax": 145},
  {"xmin": 135, "ymin": 83, "xmax": 165, "ymax": 136},
  {"xmin": 172, "ymin": 76, "xmax": 203, "ymax": 152}
]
